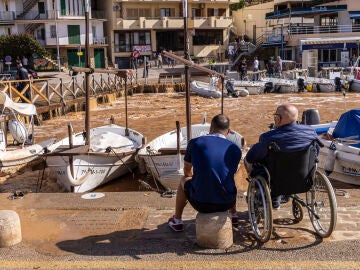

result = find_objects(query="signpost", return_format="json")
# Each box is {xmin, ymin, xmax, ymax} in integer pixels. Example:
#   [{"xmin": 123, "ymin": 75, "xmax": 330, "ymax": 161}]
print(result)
[
  {"xmin": 4, "ymin": 55, "xmax": 11, "ymax": 71},
  {"xmin": 132, "ymin": 49, "xmax": 140, "ymax": 59}
]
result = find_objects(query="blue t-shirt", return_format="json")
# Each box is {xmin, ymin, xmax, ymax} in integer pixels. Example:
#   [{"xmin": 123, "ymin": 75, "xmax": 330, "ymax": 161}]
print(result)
[
  {"xmin": 184, "ymin": 135, "xmax": 242, "ymax": 205},
  {"xmin": 246, "ymin": 123, "xmax": 319, "ymax": 164}
]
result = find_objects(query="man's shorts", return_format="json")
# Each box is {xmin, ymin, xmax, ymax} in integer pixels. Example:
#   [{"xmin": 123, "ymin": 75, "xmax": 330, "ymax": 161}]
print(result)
[{"xmin": 184, "ymin": 180, "xmax": 235, "ymax": 213}]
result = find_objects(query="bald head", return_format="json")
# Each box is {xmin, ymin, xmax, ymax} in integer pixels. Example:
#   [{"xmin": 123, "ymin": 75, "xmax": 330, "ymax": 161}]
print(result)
[{"xmin": 274, "ymin": 104, "xmax": 298, "ymax": 127}]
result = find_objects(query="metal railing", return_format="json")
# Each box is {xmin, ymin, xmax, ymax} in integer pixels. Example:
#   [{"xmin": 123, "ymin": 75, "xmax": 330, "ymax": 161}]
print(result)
[{"xmin": 0, "ymin": 11, "xmax": 16, "ymax": 20}]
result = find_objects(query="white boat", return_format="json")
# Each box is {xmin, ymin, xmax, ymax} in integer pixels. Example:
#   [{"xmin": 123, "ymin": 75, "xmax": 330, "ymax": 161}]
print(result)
[
  {"xmin": 190, "ymin": 80, "xmax": 222, "ymax": 98},
  {"xmin": 0, "ymin": 91, "xmax": 56, "ymax": 175},
  {"xmin": 46, "ymin": 123, "xmax": 144, "ymax": 193},
  {"xmin": 310, "ymin": 109, "xmax": 360, "ymax": 186},
  {"xmin": 46, "ymin": 69, "xmax": 145, "ymax": 193},
  {"xmin": 230, "ymin": 80, "xmax": 265, "ymax": 95},
  {"xmin": 261, "ymin": 77, "xmax": 298, "ymax": 93},
  {"xmin": 190, "ymin": 76, "xmax": 223, "ymax": 98},
  {"xmin": 136, "ymin": 120, "xmax": 244, "ymax": 190}
]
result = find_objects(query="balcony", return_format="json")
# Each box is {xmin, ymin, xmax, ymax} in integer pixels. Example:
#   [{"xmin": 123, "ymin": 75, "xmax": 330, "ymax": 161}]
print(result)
[
  {"xmin": 114, "ymin": 16, "xmax": 233, "ymax": 30},
  {"xmin": 93, "ymin": 36, "xmax": 107, "ymax": 45},
  {"xmin": 0, "ymin": 11, "xmax": 16, "ymax": 23},
  {"xmin": 266, "ymin": 5, "xmax": 347, "ymax": 19}
]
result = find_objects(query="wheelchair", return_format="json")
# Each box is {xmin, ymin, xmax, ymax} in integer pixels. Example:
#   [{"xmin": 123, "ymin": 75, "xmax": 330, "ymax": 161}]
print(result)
[{"xmin": 246, "ymin": 141, "xmax": 337, "ymax": 243}]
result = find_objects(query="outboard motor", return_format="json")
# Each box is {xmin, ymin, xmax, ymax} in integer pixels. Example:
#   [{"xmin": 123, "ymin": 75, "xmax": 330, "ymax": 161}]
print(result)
[
  {"xmin": 301, "ymin": 109, "xmax": 320, "ymax": 125},
  {"xmin": 264, "ymin": 82, "xmax": 273, "ymax": 93},
  {"xmin": 334, "ymin": 77, "xmax": 342, "ymax": 92},
  {"xmin": 297, "ymin": 78, "xmax": 305, "ymax": 92},
  {"xmin": 225, "ymin": 80, "xmax": 238, "ymax": 97}
]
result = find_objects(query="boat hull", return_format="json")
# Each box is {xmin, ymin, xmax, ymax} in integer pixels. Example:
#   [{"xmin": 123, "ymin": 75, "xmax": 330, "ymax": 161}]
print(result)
[
  {"xmin": 137, "ymin": 123, "xmax": 244, "ymax": 190},
  {"xmin": 311, "ymin": 122, "xmax": 360, "ymax": 185},
  {"xmin": 190, "ymin": 81, "xmax": 222, "ymax": 98},
  {"xmin": 350, "ymin": 79, "xmax": 360, "ymax": 92},
  {"xmin": 0, "ymin": 138, "xmax": 56, "ymax": 175},
  {"xmin": 47, "ymin": 153, "xmax": 137, "ymax": 192},
  {"xmin": 46, "ymin": 124, "xmax": 144, "ymax": 193},
  {"xmin": 318, "ymin": 139, "xmax": 360, "ymax": 185}
]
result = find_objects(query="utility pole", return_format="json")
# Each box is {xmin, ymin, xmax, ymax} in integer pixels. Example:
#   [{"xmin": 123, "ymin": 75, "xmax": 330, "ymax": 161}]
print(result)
[
  {"xmin": 84, "ymin": 0, "xmax": 90, "ymax": 145},
  {"xmin": 183, "ymin": 0, "xmax": 191, "ymax": 142}
]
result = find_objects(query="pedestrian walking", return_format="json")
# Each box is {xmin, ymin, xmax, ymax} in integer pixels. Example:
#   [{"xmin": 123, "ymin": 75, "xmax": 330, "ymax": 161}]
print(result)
[
  {"xmin": 157, "ymin": 53, "xmax": 163, "ymax": 69},
  {"xmin": 253, "ymin": 56, "xmax": 259, "ymax": 81}
]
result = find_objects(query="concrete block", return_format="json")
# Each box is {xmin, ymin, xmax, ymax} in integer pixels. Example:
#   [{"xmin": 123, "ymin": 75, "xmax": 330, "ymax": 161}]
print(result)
[
  {"xmin": 0, "ymin": 210, "xmax": 22, "ymax": 247},
  {"xmin": 196, "ymin": 211, "xmax": 233, "ymax": 249}
]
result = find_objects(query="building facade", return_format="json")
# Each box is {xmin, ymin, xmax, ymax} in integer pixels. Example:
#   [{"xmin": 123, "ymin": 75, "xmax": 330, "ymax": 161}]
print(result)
[
  {"xmin": 99, "ymin": 0, "xmax": 238, "ymax": 68},
  {"xmin": 234, "ymin": 0, "xmax": 360, "ymax": 75},
  {"xmin": 0, "ymin": 0, "xmax": 107, "ymax": 69}
]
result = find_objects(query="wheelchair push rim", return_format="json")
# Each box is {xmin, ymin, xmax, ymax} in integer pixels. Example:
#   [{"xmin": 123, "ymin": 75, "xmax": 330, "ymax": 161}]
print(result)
[
  {"xmin": 247, "ymin": 175, "xmax": 273, "ymax": 243},
  {"xmin": 306, "ymin": 171, "xmax": 337, "ymax": 238}
]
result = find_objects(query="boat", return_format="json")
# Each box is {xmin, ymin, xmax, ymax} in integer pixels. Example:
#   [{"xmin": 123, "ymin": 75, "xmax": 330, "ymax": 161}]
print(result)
[
  {"xmin": 190, "ymin": 78, "xmax": 222, "ymax": 98},
  {"xmin": 46, "ymin": 122, "xmax": 144, "ymax": 192},
  {"xmin": 224, "ymin": 80, "xmax": 249, "ymax": 97},
  {"xmin": 229, "ymin": 80, "xmax": 265, "ymax": 95},
  {"xmin": 310, "ymin": 109, "xmax": 360, "ymax": 186},
  {"xmin": 0, "ymin": 91, "xmax": 56, "ymax": 175},
  {"xmin": 261, "ymin": 77, "xmax": 298, "ymax": 93},
  {"xmin": 349, "ymin": 79, "xmax": 360, "ymax": 92},
  {"xmin": 136, "ymin": 117, "xmax": 244, "ymax": 190}
]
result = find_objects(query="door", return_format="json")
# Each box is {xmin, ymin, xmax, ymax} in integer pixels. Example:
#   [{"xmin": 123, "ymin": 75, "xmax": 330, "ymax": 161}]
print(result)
[
  {"xmin": 94, "ymin": 49, "xmax": 105, "ymax": 68},
  {"xmin": 68, "ymin": 49, "xmax": 85, "ymax": 67},
  {"xmin": 68, "ymin": 25, "xmax": 80, "ymax": 44}
]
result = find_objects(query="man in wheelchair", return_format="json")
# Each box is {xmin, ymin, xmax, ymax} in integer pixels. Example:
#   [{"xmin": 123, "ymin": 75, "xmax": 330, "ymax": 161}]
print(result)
[{"xmin": 244, "ymin": 104, "xmax": 320, "ymax": 209}]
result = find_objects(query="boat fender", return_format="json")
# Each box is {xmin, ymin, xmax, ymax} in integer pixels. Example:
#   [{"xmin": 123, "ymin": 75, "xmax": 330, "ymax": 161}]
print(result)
[
  {"xmin": 8, "ymin": 119, "xmax": 28, "ymax": 144},
  {"xmin": 0, "ymin": 129, "xmax": 6, "ymax": 151},
  {"xmin": 325, "ymin": 143, "xmax": 337, "ymax": 176}
]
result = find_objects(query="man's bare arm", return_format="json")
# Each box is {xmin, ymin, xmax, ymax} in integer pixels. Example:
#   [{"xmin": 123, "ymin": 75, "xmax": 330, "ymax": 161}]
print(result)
[{"xmin": 184, "ymin": 161, "xmax": 193, "ymax": 178}]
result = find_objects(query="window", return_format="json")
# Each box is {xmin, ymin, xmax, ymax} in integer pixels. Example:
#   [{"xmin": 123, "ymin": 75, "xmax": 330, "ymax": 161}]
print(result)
[
  {"xmin": 191, "ymin": 8, "xmax": 201, "ymax": 18},
  {"xmin": 193, "ymin": 30, "xmax": 223, "ymax": 45},
  {"xmin": 126, "ymin": 8, "xmax": 151, "ymax": 19},
  {"xmin": 68, "ymin": 25, "xmax": 80, "ymax": 44},
  {"xmin": 50, "ymin": 25, "xmax": 57, "ymax": 38},
  {"xmin": 38, "ymin": 2, "xmax": 45, "ymax": 14},
  {"xmin": 114, "ymin": 31, "xmax": 151, "ymax": 52},
  {"xmin": 319, "ymin": 49, "xmax": 341, "ymax": 63},
  {"xmin": 160, "ymin": 8, "xmax": 171, "ymax": 17},
  {"xmin": 320, "ymin": 15, "xmax": 338, "ymax": 26}
]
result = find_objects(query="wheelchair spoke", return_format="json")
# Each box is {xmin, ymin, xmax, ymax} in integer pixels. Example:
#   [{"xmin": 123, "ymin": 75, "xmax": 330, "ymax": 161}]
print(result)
[
  {"xmin": 307, "ymin": 171, "xmax": 337, "ymax": 238},
  {"xmin": 247, "ymin": 176, "xmax": 273, "ymax": 243}
]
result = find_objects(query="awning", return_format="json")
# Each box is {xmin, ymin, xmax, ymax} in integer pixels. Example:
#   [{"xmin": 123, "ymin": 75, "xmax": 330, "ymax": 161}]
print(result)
[
  {"xmin": 349, "ymin": 12, "xmax": 360, "ymax": 19},
  {"xmin": 300, "ymin": 37, "xmax": 360, "ymax": 50},
  {"xmin": 0, "ymin": 92, "xmax": 37, "ymax": 116},
  {"xmin": 266, "ymin": 5, "xmax": 347, "ymax": 19}
]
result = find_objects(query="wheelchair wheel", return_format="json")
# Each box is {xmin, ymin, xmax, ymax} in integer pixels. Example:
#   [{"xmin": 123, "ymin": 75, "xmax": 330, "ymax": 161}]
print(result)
[
  {"xmin": 292, "ymin": 199, "xmax": 303, "ymax": 222},
  {"xmin": 306, "ymin": 171, "xmax": 337, "ymax": 238},
  {"xmin": 247, "ymin": 175, "xmax": 273, "ymax": 243}
]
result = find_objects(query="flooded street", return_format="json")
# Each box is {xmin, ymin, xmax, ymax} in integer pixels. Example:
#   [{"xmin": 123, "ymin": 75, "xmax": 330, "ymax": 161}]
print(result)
[{"xmin": 1, "ymin": 91, "xmax": 360, "ymax": 193}]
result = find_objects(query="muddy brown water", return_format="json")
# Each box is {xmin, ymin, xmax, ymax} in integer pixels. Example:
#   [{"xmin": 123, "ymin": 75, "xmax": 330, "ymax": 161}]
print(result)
[{"xmin": 1, "ymin": 91, "xmax": 359, "ymax": 193}]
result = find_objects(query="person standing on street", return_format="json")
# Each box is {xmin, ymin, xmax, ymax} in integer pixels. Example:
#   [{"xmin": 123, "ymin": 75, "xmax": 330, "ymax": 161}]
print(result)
[
  {"xmin": 16, "ymin": 62, "xmax": 30, "ymax": 101},
  {"xmin": 253, "ymin": 56, "xmax": 259, "ymax": 81},
  {"xmin": 157, "ymin": 53, "xmax": 163, "ymax": 69}
]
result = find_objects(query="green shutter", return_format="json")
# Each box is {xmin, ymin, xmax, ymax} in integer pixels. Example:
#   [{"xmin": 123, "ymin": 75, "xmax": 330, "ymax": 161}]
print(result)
[
  {"xmin": 61, "ymin": 0, "xmax": 66, "ymax": 15},
  {"xmin": 68, "ymin": 25, "xmax": 80, "ymax": 44},
  {"xmin": 38, "ymin": 2, "xmax": 45, "ymax": 14},
  {"xmin": 94, "ymin": 49, "xmax": 105, "ymax": 68}
]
